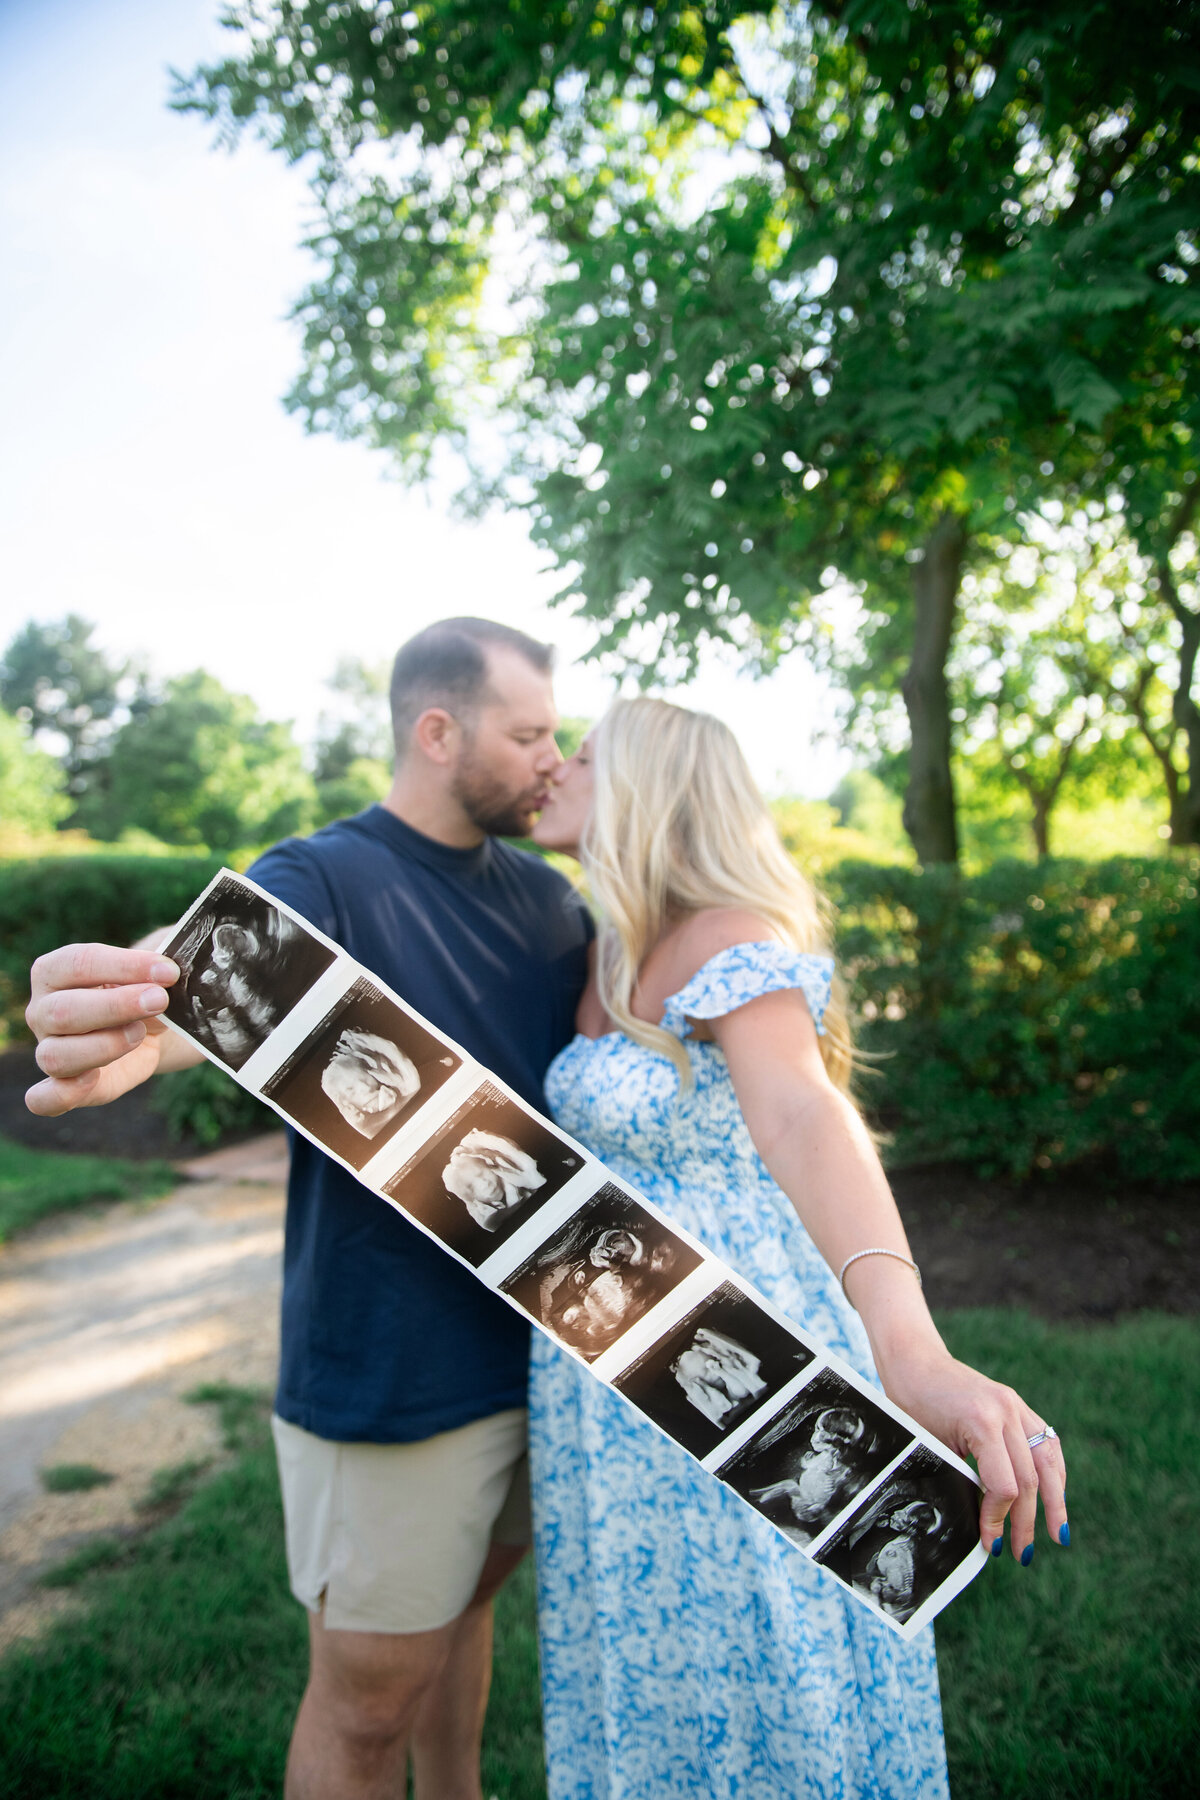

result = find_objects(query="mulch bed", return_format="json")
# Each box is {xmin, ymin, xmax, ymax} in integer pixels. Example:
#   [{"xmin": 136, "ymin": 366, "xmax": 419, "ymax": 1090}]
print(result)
[
  {"xmin": 0, "ymin": 1045, "xmax": 255, "ymax": 1163},
  {"xmin": 891, "ymin": 1164, "xmax": 1200, "ymax": 1322},
  {"xmin": 3, "ymin": 1046, "xmax": 1196, "ymax": 1322}
]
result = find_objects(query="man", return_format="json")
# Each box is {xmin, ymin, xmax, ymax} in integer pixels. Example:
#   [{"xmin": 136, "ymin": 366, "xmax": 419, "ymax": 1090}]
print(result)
[{"xmin": 24, "ymin": 618, "xmax": 593, "ymax": 1800}]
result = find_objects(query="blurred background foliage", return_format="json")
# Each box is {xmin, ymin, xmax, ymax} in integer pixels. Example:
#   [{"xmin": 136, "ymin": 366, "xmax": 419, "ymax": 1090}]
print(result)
[
  {"xmin": 829, "ymin": 851, "xmax": 1200, "ymax": 1180},
  {"xmin": 2, "ymin": 0, "xmax": 1197, "ymax": 1177},
  {"xmin": 2, "ymin": 844, "xmax": 1196, "ymax": 1181}
]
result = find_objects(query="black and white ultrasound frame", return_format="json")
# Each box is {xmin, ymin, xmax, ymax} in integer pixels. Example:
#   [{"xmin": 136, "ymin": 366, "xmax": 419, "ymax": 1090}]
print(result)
[{"xmin": 159, "ymin": 867, "xmax": 989, "ymax": 1639}]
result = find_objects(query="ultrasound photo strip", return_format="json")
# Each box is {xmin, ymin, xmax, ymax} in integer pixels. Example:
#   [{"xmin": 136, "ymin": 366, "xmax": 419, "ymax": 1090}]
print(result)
[{"xmin": 160, "ymin": 869, "xmax": 989, "ymax": 1637}]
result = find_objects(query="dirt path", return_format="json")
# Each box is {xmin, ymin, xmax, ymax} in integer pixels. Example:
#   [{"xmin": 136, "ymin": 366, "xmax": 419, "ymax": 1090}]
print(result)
[{"xmin": 0, "ymin": 1135, "xmax": 287, "ymax": 1651}]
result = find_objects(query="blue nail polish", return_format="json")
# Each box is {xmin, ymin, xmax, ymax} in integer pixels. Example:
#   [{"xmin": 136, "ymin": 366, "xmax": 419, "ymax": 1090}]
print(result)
[
  {"xmin": 1020, "ymin": 1543, "xmax": 1035, "ymax": 1567},
  {"xmin": 1058, "ymin": 1521, "xmax": 1070, "ymax": 1547},
  {"xmin": 991, "ymin": 1537, "xmax": 1004, "ymax": 1558}
]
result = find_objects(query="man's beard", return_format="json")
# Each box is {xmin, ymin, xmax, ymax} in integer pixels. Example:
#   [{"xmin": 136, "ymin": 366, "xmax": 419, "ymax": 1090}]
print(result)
[{"xmin": 451, "ymin": 744, "xmax": 544, "ymax": 838}]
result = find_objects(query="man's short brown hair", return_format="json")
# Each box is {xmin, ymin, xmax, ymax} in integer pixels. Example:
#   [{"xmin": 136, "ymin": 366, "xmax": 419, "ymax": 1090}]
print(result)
[{"xmin": 390, "ymin": 618, "xmax": 555, "ymax": 756}]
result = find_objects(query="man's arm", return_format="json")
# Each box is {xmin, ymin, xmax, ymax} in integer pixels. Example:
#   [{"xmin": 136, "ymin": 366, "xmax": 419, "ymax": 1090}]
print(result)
[{"xmin": 25, "ymin": 938, "xmax": 203, "ymax": 1117}]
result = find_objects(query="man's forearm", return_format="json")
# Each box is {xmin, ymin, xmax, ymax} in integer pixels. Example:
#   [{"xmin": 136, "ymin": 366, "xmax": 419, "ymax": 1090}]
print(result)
[{"xmin": 154, "ymin": 1030, "xmax": 205, "ymax": 1074}]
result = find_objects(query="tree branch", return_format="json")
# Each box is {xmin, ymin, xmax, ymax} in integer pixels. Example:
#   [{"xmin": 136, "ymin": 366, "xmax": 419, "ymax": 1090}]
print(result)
[{"xmin": 1126, "ymin": 661, "xmax": 1180, "ymax": 801}]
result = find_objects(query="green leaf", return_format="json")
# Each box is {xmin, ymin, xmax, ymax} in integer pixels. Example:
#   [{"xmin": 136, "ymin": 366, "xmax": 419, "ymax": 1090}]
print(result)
[{"xmin": 1045, "ymin": 353, "xmax": 1124, "ymax": 430}]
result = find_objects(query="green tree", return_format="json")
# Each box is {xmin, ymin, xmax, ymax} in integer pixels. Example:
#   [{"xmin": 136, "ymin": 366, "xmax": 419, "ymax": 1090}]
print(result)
[
  {"xmin": 0, "ymin": 615, "xmax": 139, "ymax": 802},
  {"xmin": 1154, "ymin": 526, "xmax": 1200, "ymax": 845},
  {"xmin": 951, "ymin": 514, "xmax": 1163, "ymax": 858},
  {"xmin": 553, "ymin": 717, "xmax": 592, "ymax": 759},
  {"xmin": 1078, "ymin": 509, "xmax": 1200, "ymax": 846},
  {"xmin": 180, "ymin": 2, "xmax": 1199, "ymax": 862},
  {"xmin": 78, "ymin": 671, "xmax": 316, "ymax": 851},
  {"xmin": 313, "ymin": 755, "xmax": 392, "ymax": 827},
  {"xmin": 827, "ymin": 768, "xmax": 910, "ymax": 857},
  {"xmin": 0, "ymin": 710, "xmax": 71, "ymax": 836},
  {"xmin": 312, "ymin": 657, "xmax": 393, "ymax": 825}
]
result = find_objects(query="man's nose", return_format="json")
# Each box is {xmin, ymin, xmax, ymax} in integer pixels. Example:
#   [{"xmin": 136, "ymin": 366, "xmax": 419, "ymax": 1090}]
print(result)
[{"xmin": 536, "ymin": 738, "xmax": 564, "ymax": 776}]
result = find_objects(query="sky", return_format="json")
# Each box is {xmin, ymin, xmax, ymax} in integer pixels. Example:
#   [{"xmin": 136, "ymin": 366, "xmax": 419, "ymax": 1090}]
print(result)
[{"xmin": 0, "ymin": 0, "xmax": 848, "ymax": 796}]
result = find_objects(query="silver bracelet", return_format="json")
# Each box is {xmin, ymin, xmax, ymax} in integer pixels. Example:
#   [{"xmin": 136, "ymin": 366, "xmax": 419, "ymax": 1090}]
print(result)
[{"xmin": 838, "ymin": 1247, "xmax": 922, "ymax": 1306}]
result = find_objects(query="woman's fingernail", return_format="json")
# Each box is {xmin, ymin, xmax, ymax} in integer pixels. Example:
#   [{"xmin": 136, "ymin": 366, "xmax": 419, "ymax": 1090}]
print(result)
[
  {"xmin": 991, "ymin": 1537, "xmax": 1004, "ymax": 1558},
  {"xmin": 1058, "ymin": 1521, "xmax": 1070, "ymax": 1547},
  {"xmin": 150, "ymin": 959, "xmax": 178, "ymax": 983},
  {"xmin": 139, "ymin": 987, "xmax": 168, "ymax": 1013},
  {"xmin": 124, "ymin": 1022, "xmax": 147, "ymax": 1047},
  {"xmin": 1020, "ymin": 1543, "xmax": 1035, "ymax": 1567}
]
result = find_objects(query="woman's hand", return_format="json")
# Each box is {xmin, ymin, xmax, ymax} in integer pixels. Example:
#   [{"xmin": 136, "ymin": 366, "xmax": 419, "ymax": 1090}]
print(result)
[
  {"xmin": 875, "ymin": 1337, "xmax": 1069, "ymax": 1564},
  {"xmin": 710, "ymin": 981, "xmax": 1070, "ymax": 1566}
]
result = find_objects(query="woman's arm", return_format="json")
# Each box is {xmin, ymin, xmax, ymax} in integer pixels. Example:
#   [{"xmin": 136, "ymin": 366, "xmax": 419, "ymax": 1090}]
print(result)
[{"xmin": 709, "ymin": 984, "xmax": 1068, "ymax": 1564}]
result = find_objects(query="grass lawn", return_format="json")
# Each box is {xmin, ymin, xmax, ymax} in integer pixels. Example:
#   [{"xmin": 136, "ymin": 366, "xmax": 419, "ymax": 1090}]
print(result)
[
  {"xmin": 0, "ymin": 1313, "xmax": 1196, "ymax": 1798},
  {"xmin": 0, "ymin": 1385, "xmax": 544, "ymax": 1800},
  {"xmin": 0, "ymin": 1133, "xmax": 175, "ymax": 1244},
  {"xmin": 934, "ymin": 1309, "xmax": 1200, "ymax": 1799}
]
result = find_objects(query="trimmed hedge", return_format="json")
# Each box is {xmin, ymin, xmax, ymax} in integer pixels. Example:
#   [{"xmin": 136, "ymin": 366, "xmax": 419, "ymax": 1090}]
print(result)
[
  {"xmin": 2, "ymin": 849, "xmax": 1197, "ymax": 1180},
  {"xmin": 0, "ymin": 855, "xmax": 223, "ymax": 1035},
  {"xmin": 829, "ymin": 853, "xmax": 1200, "ymax": 1180}
]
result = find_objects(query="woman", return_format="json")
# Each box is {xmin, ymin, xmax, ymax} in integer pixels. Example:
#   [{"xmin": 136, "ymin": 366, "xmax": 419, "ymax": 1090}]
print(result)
[{"xmin": 529, "ymin": 698, "xmax": 1068, "ymax": 1800}]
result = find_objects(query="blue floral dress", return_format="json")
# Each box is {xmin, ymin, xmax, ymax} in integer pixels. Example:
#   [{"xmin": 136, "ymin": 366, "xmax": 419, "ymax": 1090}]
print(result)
[{"xmin": 528, "ymin": 944, "xmax": 949, "ymax": 1800}]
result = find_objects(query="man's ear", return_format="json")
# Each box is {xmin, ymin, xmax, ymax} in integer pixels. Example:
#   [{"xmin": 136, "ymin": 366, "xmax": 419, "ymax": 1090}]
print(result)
[{"xmin": 412, "ymin": 707, "xmax": 460, "ymax": 767}]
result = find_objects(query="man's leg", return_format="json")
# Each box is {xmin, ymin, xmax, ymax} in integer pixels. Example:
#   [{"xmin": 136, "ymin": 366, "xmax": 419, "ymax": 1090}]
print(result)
[
  {"xmin": 273, "ymin": 1411, "xmax": 531, "ymax": 1800},
  {"xmin": 287, "ymin": 1608, "xmax": 455, "ymax": 1800},
  {"xmin": 409, "ymin": 1543, "xmax": 528, "ymax": 1800}
]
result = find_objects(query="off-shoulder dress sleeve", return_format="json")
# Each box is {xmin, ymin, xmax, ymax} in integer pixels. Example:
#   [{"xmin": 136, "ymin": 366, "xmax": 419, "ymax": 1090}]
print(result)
[{"xmin": 659, "ymin": 942, "xmax": 835, "ymax": 1040}]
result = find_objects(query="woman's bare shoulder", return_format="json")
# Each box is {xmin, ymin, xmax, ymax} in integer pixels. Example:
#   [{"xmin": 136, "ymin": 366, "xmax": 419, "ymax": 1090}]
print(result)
[{"xmin": 656, "ymin": 908, "xmax": 781, "ymax": 990}]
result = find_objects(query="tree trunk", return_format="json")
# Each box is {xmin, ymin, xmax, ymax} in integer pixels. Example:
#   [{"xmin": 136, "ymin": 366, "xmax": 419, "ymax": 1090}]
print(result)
[
  {"xmin": 1126, "ymin": 663, "xmax": 1183, "ymax": 841},
  {"xmin": 1166, "ymin": 579, "xmax": 1200, "ymax": 846},
  {"xmin": 1029, "ymin": 730, "xmax": 1084, "ymax": 861},
  {"xmin": 1155, "ymin": 492, "xmax": 1200, "ymax": 847},
  {"xmin": 901, "ymin": 513, "xmax": 966, "ymax": 865}
]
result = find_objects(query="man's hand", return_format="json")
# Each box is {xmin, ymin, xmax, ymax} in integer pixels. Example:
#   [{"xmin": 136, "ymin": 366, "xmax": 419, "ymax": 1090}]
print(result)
[{"xmin": 25, "ymin": 942, "xmax": 200, "ymax": 1116}]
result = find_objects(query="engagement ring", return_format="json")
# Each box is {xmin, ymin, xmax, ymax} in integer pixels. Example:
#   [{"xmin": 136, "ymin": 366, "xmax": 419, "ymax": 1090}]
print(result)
[{"xmin": 1026, "ymin": 1425, "xmax": 1058, "ymax": 1450}]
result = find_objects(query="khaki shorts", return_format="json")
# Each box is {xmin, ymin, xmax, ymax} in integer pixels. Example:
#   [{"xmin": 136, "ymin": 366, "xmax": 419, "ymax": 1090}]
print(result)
[{"xmin": 271, "ymin": 1407, "xmax": 530, "ymax": 1633}]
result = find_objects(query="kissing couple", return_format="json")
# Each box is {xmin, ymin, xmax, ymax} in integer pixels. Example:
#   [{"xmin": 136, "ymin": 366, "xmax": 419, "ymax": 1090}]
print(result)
[{"xmin": 26, "ymin": 616, "xmax": 1069, "ymax": 1800}]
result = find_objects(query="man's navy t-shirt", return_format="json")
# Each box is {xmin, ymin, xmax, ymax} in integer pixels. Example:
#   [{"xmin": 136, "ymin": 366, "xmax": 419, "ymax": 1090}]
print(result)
[{"xmin": 247, "ymin": 805, "xmax": 592, "ymax": 1444}]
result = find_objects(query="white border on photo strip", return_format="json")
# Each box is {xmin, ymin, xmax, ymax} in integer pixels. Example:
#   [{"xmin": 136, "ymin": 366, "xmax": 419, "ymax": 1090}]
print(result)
[
  {"xmin": 473, "ymin": 1159, "xmax": 612, "ymax": 1288},
  {"xmin": 158, "ymin": 868, "xmax": 989, "ymax": 1637}
]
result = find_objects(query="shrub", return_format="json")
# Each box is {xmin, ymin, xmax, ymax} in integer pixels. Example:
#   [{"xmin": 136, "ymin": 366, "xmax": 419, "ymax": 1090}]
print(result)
[
  {"xmin": 829, "ymin": 852, "xmax": 1200, "ymax": 1180},
  {"xmin": 0, "ymin": 854, "xmax": 223, "ymax": 1035},
  {"xmin": 3, "ymin": 848, "xmax": 1197, "ymax": 1182},
  {"xmin": 151, "ymin": 1061, "xmax": 273, "ymax": 1146},
  {"xmin": 41, "ymin": 1464, "xmax": 114, "ymax": 1494}
]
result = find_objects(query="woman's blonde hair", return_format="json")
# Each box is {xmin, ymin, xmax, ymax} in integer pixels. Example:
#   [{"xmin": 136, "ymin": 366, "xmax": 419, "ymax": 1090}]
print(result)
[{"xmin": 583, "ymin": 696, "xmax": 857, "ymax": 1095}]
